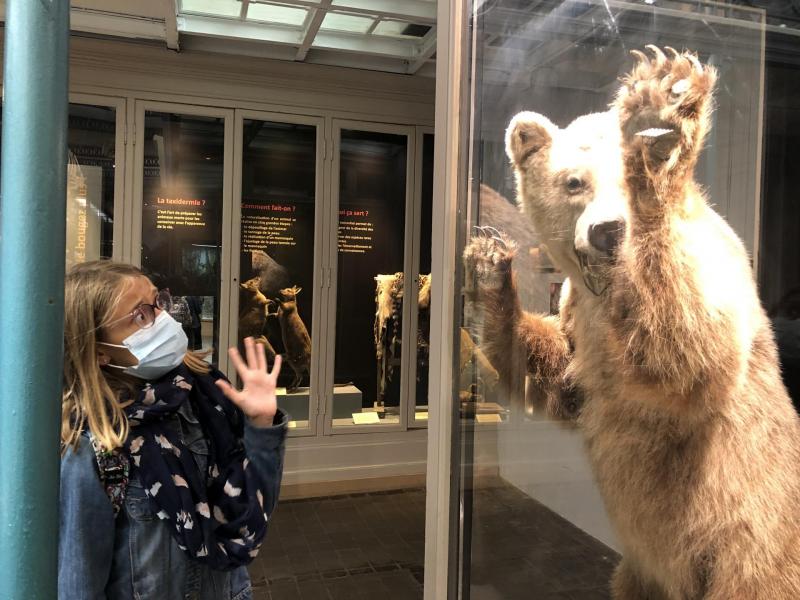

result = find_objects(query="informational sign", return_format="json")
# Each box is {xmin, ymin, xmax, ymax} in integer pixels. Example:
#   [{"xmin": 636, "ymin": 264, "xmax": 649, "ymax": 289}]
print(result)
[
  {"xmin": 337, "ymin": 207, "xmax": 375, "ymax": 254},
  {"xmin": 154, "ymin": 196, "xmax": 208, "ymax": 231},
  {"xmin": 65, "ymin": 164, "xmax": 103, "ymax": 270},
  {"xmin": 241, "ymin": 203, "xmax": 298, "ymax": 251}
]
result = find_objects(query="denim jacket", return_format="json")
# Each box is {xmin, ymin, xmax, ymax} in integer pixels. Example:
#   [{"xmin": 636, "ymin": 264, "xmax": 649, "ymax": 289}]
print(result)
[{"xmin": 59, "ymin": 403, "xmax": 288, "ymax": 600}]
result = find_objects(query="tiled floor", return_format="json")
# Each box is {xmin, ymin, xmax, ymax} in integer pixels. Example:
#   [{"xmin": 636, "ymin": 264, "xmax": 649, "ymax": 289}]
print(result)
[
  {"xmin": 468, "ymin": 484, "xmax": 619, "ymax": 599},
  {"xmin": 249, "ymin": 489, "xmax": 426, "ymax": 600},
  {"xmin": 248, "ymin": 484, "xmax": 618, "ymax": 600}
]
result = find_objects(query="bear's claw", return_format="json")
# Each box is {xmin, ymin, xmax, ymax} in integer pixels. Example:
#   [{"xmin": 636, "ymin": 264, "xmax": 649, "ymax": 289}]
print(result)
[
  {"xmin": 463, "ymin": 228, "xmax": 518, "ymax": 292},
  {"xmin": 617, "ymin": 45, "xmax": 716, "ymax": 173}
]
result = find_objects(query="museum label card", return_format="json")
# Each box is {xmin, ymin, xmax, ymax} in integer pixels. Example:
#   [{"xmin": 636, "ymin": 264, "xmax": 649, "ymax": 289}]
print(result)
[
  {"xmin": 476, "ymin": 414, "xmax": 503, "ymax": 424},
  {"xmin": 353, "ymin": 412, "xmax": 381, "ymax": 425}
]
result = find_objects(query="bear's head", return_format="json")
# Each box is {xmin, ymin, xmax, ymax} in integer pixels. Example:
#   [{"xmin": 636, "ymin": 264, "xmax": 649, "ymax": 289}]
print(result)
[{"xmin": 505, "ymin": 110, "xmax": 627, "ymax": 294}]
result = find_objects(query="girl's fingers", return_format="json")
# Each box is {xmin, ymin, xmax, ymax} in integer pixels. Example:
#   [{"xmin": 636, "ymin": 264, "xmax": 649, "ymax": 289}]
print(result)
[
  {"xmin": 256, "ymin": 341, "xmax": 267, "ymax": 372},
  {"xmin": 244, "ymin": 336, "xmax": 258, "ymax": 370},
  {"xmin": 228, "ymin": 346, "xmax": 248, "ymax": 380}
]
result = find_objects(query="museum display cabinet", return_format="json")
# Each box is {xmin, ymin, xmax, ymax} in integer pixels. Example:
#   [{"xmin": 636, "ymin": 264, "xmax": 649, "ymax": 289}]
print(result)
[
  {"xmin": 13, "ymin": 55, "xmax": 437, "ymax": 439},
  {"xmin": 428, "ymin": 0, "xmax": 800, "ymax": 598}
]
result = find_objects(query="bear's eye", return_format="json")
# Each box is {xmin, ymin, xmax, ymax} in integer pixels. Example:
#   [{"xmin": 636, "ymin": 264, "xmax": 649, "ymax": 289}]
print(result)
[{"xmin": 566, "ymin": 175, "xmax": 584, "ymax": 194}]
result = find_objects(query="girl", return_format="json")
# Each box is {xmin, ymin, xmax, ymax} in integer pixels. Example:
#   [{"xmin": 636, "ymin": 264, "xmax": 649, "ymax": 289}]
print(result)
[{"xmin": 59, "ymin": 260, "xmax": 287, "ymax": 600}]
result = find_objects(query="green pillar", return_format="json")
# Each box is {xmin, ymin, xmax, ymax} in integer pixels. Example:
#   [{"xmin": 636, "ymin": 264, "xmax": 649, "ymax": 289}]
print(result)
[{"xmin": 0, "ymin": 1, "xmax": 70, "ymax": 598}]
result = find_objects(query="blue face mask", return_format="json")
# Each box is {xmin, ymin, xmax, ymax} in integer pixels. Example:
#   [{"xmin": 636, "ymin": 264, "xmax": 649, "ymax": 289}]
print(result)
[{"xmin": 100, "ymin": 311, "xmax": 189, "ymax": 380}]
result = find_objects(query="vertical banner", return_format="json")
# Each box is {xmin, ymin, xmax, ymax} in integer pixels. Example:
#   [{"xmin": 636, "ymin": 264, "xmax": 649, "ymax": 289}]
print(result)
[{"xmin": 65, "ymin": 163, "xmax": 102, "ymax": 270}]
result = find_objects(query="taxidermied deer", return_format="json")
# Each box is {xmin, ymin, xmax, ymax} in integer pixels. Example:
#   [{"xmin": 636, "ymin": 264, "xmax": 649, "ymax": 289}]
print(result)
[
  {"xmin": 277, "ymin": 286, "xmax": 311, "ymax": 393},
  {"xmin": 238, "ymin": 277, "xmax": 277, "ymax": 363}
]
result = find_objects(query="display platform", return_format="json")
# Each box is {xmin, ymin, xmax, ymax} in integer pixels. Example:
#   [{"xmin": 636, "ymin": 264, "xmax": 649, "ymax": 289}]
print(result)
[{"xmin": 276, "ymin": 385, "xmax": 365, "ymax": 420}]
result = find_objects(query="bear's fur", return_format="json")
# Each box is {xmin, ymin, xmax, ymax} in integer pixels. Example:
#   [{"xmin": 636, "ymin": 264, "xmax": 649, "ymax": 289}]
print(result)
[{"xmin": 467, "ymin": 47, "xmax": 800, "ymax": 599}]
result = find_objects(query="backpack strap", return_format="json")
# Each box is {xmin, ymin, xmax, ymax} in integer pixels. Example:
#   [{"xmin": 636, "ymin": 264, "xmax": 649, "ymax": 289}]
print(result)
[{"xmin": 88, "ymin": 432, "xmax": 129, "ymax": 517}]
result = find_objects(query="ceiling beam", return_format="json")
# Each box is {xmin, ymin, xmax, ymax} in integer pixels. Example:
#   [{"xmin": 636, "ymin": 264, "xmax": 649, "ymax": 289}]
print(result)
[
  {"xmin": 295, "ymin": 0, "xmax": 331, "ymax": 62},
  {"xmin": 313, "ymin": 30, "xmax": 416, "ymax": 58},
  {"xmin": 179, "ymin": 34, "xmax": 417, "ymax": 75},
  {"xmin": 178, "ymin": 14, "xmax": 300, "ymax": 45},
  {"xmin": 70, "ymin": 8, "xmax": 166, "ymax": 42},
  {"xmin": 407, "ymin": 26, "xmax": 436, "ymax": 74},
  {"xmin": 165, "ymin": 0, "xmax": 180, "ymax": 51},
  {"xmin": 179, "ymin": 13, "xmax": 417, "ymax": 59},
  {"xmin": 331, "ymin": 0, "xmax": 435, "ymax": 24}
]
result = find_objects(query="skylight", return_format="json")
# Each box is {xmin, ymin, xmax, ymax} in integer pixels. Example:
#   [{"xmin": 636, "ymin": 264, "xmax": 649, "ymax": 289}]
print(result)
[
  {"xmin": 176, "ymin": 0, "xmax": 438, "ymax": 75},
  {"xmin": 247, "ymin": 4, "xmax": 308, "ymax": 27},
  {"xmin": 181, "ymin": 0, "xmax": 241, "ymax": 19},
  {"xmin": 320, "ymin": 12, "xmax": 375, "ymax": 35}
]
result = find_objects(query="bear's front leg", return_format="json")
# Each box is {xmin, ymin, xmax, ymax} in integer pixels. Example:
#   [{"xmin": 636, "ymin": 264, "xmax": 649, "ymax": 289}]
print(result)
[
  {"xmin": 616, "ymin": 45, "xmax": 717, "ymax": 223},
  {"xmin": 603, "ymin": 47, "xmax": 746, "ymax": 397},
  {"xmin": 463, "ymin": 228, "xmax": 571, "ymax": 416}
]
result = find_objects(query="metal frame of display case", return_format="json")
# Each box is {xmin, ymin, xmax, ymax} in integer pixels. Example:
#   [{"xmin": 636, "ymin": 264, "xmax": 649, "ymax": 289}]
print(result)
[
  {"xmin": 424, "ymin": 0, "xmax": 469, "ymax": 596},
  {"xmin": 409, "ymin": 125, "xmax": 435, "ymax": 429}
]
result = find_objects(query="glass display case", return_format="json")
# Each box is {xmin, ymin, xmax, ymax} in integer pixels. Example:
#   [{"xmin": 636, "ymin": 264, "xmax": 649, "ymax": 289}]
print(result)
[
  {"xmin": 331, "ymin": 126, "xmax": 411, "ymax": 428},
  {"xmin": 236, "ymin": 117, "xmax": 319, "ymax": 430},
  {"xmin": 444, "ymin": 1, "xmax": 800, "ymax": 598}
]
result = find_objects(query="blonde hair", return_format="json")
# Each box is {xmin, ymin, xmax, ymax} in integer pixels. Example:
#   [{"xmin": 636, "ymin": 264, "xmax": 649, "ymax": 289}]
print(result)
[{"xmin": 62, "ymin": 260, "xmax": 210, "ymax": 451}]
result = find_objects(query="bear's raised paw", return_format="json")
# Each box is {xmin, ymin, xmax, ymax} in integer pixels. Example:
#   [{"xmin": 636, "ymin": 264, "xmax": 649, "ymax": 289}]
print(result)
[{"xmin": 616, "ymin": 45, "xmax": 716, "ymax": 171}]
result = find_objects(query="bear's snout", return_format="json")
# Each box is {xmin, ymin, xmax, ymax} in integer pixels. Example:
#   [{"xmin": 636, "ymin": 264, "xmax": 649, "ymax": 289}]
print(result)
[{"xmin": 588, "ymin": 219, "xmax": 625, "ymax": 255}]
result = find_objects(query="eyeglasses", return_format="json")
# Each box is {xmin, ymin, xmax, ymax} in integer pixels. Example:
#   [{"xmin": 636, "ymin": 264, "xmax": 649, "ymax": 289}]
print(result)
[
  {"xmin": 75, "ymin": 289, "xmax": 173, "ymax": 340},
  {"xmin": 129, "ymin": 289, "xmax": 173, "ymax": 330}
]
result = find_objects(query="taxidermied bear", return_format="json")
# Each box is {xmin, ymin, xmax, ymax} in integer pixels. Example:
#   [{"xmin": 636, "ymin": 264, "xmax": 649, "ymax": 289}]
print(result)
[{"xmin": 467, "ymin": 47, "xmax": 800, "ymax": 598}]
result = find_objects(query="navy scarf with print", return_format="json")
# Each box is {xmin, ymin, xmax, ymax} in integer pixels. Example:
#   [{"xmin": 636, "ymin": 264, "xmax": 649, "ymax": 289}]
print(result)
[{"xmin": 123, "ymin": 365, "xmax": 269, "ymax": 571}]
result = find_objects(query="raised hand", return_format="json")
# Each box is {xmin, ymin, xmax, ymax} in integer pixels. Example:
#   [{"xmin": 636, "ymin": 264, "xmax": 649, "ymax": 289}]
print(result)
[{"xmin": 216, "ymin": 336, "xmax": 282, "ymax": 428}]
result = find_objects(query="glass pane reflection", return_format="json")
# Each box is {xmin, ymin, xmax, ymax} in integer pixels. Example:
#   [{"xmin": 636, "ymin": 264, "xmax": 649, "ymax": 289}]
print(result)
[
  {"xmin": 414, "ymin": 133, "xmax": 434, "ymax": 423},
  {"xmin": 66, "ymin": 104, "xmax": 117, "ymax": 269},
  {"xmin": 140, "ymin": 111, "xmax": 225, "ymax": 364},
  {"xmin": 456, "ymin": 1, "xmax": 781, "ymax": 598},
  {"xmin": 333, "ymin": 129, "xmax": 408, "ymax": 427}
]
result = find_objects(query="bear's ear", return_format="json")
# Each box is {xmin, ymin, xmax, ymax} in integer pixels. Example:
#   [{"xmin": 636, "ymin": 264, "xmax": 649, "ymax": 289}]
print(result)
[{"xmin": 505, "ymin": 111, "xmax": 556, "ymax": 166}]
